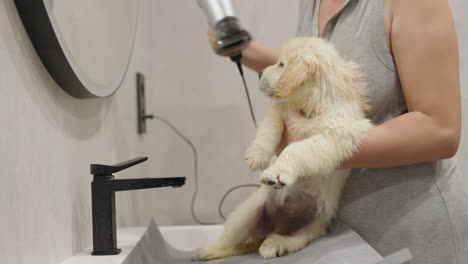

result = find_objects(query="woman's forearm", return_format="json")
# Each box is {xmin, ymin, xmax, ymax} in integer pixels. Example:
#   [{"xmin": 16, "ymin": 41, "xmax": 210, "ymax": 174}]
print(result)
[
  {"xmin": 340, "ymin": 111, "xmax": 460, "ymax": 169},
  {"xmin": 241, "ymin": 41, "xmax": 279, "ymax": 72}
]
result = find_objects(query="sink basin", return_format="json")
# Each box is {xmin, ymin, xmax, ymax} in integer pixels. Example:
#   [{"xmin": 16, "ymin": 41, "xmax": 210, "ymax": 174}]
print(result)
[
  {"xmin": 62, "ymin": 222, "xmax": 411, "ymax": 264},
  {"xmin": 60, "ymin": 224, "xmax": 223, "ymax": 264},
  {"xmin": 158, "ymin": 224, "xmax": 223, "ymax": 251}
]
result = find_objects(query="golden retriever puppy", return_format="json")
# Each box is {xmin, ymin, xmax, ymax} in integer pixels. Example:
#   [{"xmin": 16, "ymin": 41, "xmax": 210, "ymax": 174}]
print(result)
[{"xmin": 192, "ymin": 37, "xmax": 373, "ymax": 260}]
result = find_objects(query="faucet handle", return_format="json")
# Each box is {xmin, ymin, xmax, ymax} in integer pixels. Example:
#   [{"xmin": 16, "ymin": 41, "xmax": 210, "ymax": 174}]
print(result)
[{"xmin": 91, "ymin": 157, "xmax": 148, "ymax": 176}]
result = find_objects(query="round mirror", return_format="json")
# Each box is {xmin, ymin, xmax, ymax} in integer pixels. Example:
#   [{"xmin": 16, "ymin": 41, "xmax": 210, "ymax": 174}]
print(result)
[{"xmin": 14, "ymin": 0, "xmax": 140, "ymax": 98}]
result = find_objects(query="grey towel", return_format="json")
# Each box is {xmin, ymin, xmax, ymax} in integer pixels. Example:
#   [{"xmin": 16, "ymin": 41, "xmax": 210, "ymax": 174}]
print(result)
[{"xmin": 122, "ymin": 219, "xmax": 412, "ymax": 264}]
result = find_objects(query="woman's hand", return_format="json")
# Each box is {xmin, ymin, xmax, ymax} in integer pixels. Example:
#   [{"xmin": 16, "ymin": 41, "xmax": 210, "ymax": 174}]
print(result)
[
  {"xmin": 207, "ymin": 26, "xmax": 217, "ymax": 51},
  {"xmin": 205, "ymin": 25, "xmax": 280, "ymax": 72}
]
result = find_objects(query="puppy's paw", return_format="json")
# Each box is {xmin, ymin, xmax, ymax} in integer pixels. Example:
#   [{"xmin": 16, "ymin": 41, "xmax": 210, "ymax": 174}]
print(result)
[
  {"xmin": 259, "ymin": 165, "xmax": 297, "ymax": 189},
  {"xmin": 191, "ymin": 246, "xmax": 221, "ymax": 261},
  {"xmin": 191, "ymin": 240, "xmax": 220, "ymax": 261},
  {"xmin": 191, "ymin": 247, "xmax": 208, "ymax": 261},
  {"xmin": 259, "ymin": 234, "xmax": 307, "ymax": 259},
  {"xmin": 244, "ymin": 143, "xmax": 273, "ymax": 171}
]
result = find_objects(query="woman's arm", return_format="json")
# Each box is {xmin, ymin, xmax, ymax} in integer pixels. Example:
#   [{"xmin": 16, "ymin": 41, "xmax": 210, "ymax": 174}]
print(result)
[
  {"xmin": 340, "ymin": 0, "xmax": 461, "ymax": 168},
  {"xmin": 240, "ymin": 41, "xmax": 279, "ymax": 72},
  {"xmin": 207, "ymin": 27, "xmax": 279, "ymax": 72}
]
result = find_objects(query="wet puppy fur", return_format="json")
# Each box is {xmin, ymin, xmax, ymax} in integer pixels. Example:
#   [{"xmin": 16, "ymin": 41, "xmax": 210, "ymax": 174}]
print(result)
[{"xmin": 192, "ymin": 37, "xmax": 373, "ymax": 260}]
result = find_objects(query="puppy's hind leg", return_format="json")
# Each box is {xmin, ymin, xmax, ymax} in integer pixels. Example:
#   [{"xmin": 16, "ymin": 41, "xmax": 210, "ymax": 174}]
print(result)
[{"xmin": 191, "ymin": 186, "xmax": 270, "ymax": 261}]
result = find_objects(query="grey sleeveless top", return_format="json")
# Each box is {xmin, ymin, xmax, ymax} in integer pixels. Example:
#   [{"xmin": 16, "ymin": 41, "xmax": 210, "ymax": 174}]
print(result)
[{"xmin": 296, "ymin": 1, "xmax": 468, "ymax": 263}]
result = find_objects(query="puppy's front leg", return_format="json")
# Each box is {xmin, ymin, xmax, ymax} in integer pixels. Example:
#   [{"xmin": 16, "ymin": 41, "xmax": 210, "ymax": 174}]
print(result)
[
  {"xmin": 260, "ymin": 120, "xmax": 372, "ymax": 187},
  {"xmin": 245, "ymin": 104, "xmax": 284, "ymax": 171}
]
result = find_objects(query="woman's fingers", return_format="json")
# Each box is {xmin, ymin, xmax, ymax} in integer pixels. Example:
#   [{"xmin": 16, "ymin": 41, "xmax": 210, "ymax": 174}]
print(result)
[{"xmin": 207, "ymin": 26, "xmax": 217, "ymax": 50}]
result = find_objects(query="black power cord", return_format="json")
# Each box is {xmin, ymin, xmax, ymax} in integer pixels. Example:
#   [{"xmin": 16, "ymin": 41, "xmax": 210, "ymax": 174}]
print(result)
[
  {"xmin": 216, "ymin": 55, "xmax": 260, "ymax": 221},
  {"xmin": 231, "ymin": 55, "xmax": 257, "ymax": 127},
  {"xmin": 155, "ymin": 54, "xmax": 260, "ymax": 224},
  {"xmin": 153, "ymin": 116, "xmax": 216, "ymax": 225}
]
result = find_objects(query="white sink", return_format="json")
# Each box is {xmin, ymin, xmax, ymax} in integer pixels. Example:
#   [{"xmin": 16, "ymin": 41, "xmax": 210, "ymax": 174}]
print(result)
[
  {"xmin": 61, "ymin": 223, "xmax": 411, "ymax": 264},
  {"xmin": 61, "ymin": 224, "xmax": 223, "ymax": 264},
  {"xmin": 158, "ymin": 224, "xmax": 223, "ymax": 251}
]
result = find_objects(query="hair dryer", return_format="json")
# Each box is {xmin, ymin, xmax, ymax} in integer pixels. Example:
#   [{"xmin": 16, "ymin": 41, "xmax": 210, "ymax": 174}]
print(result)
[
  {"xmin": 197, "ymin": 0, "xmax": 251, "ymax": 61},
  {"xmin": 197, "ymin": 0, "xmax": 257, "ymax": 127}
]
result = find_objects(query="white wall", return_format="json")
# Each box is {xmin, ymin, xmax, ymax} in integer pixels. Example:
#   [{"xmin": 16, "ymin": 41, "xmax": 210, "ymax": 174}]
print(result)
[
  {"xmin": 0, "ymin": 1, "xmax": 466, "ymax": 264},
  {"xmin": 0, "ymin": 0, "xmax": 155, "ymax": 263}
]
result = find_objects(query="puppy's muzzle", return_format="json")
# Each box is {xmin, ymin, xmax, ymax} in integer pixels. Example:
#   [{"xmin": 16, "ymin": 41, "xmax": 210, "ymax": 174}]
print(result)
[{"xmin": 258, "ymin": 71, "xmax": 263, "ymax": 79}]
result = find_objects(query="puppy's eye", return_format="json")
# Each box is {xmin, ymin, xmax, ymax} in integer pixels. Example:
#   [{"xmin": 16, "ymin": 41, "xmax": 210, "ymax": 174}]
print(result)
[{"xmin": 279, "ymin": 62, "xmax": 284, "ymax": 67}]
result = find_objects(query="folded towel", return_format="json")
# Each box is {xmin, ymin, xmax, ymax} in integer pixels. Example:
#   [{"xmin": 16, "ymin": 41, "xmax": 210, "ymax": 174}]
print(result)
[{"xmin": 123, "ymin": 219, "xmax": 411, "ymax": 264}]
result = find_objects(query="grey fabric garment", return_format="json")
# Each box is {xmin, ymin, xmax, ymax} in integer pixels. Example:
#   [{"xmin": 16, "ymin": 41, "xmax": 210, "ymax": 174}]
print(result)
[
  {"xmin": 297, "ymin": 0, "xmax": 468, "ymax": 263},
  {"xmin": 122, "ymin": 219, "xmax": 412, "ymax": 264}
]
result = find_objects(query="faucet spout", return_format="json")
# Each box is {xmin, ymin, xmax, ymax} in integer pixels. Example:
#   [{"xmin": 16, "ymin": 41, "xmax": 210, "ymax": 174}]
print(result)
[{"xmin": 101, "ymin": 177, "xmax": 185, "ymax": 192}]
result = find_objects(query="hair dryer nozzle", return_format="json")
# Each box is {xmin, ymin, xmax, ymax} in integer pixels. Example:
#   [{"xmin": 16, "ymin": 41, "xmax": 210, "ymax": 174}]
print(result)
[
  {"xmin": 214, "ymin": 17, "xmax": 251, "ymax": 57},
  {"xmin": 198, "ymin": 0, "xmax": 235, "ymax": 25},
  {"xmin": 198, "ymin": 0, "xmax": 251, "ymax": 57}
]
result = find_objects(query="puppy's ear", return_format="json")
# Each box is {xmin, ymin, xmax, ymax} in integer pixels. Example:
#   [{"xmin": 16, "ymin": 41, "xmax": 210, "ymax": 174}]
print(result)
[{"xmin": 274, "ymin": 53, "xmax": 312, "ymax": 99}]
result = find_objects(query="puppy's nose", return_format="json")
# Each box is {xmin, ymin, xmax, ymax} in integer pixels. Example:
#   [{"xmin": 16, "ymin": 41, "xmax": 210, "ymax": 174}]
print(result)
[{"xmin": 258, "ymin": 71, "xmax": 263, "ymax": 79}]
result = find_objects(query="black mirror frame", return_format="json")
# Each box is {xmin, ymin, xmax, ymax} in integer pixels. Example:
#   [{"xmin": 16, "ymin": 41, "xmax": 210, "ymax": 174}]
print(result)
[{"xmin": 14, "ymin": 0, "xmax": 139, "ymax": 98}]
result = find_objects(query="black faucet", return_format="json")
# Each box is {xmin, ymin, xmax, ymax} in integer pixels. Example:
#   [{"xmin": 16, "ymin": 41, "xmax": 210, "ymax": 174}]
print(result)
[{"xmin": 90, "ymin": 157, "xmax": 185, "ymax": 255}]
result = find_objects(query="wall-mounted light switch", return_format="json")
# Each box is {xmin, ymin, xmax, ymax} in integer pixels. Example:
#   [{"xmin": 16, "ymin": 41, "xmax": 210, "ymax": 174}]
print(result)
[{"xmin": 137, "ymin": 73, "xmax": 154, "ymax": 134}]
